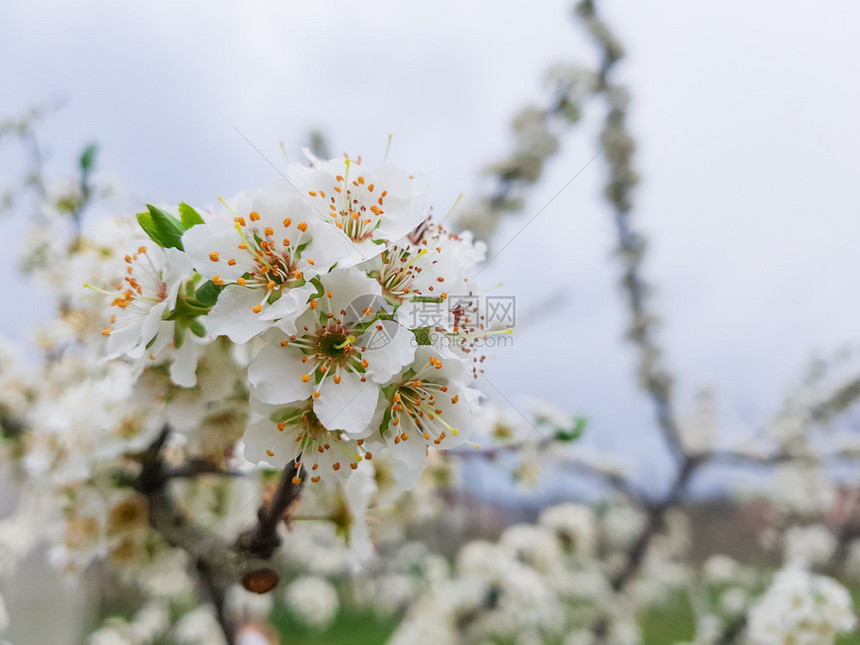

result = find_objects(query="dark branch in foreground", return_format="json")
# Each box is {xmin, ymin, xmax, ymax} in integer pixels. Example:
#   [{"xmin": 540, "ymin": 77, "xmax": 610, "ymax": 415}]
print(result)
[{"xmin": 133, "ymin": 426, "xmax": 304, "ymax": 644}]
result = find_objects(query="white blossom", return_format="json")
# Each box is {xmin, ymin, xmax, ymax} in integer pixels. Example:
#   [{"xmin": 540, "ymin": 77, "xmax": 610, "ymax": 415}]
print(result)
[
  {"xmin": 747, "ymin": 567, "xmax": 855, "ymax": 645},
  {"xmin": 288, "ymin": 152, "xmax": 429, "ymax": 264},
  {"xmin": 284, "ymin": 576, "xmax": 340, "ymax": 629},
  {"xmin": 101, "ymin": 244, "xmax": 193, "ymax": 360}
]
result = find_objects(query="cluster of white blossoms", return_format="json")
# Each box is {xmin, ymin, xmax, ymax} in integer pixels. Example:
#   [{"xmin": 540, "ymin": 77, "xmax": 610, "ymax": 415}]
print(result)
[
  {"xmin": 96, "ymin": 153, "xmax": 492, "ymax": 488},
  {"xmin": 746, "ymin": 567, "xmax": 856, "ymax": 645},
  {"xmin": 5, "ymin": 132, "xmax": 860, "ymax": 645}
]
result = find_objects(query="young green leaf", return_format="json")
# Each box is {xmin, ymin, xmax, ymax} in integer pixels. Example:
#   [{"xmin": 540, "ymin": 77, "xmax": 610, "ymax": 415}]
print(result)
[
  {"xmin": 179, "ymin": 202, "xmax": 205, "ymax": 229},
  {"xmin": 188, "ymin": 319, "xmax": 207, "ymax": 338},
  {"xmin": 79, "ymin": 144, "xmax": 99, "ymax": 173},
  {"xmin": 195, "ymin": 280, "xmax": 222, "ymax": 307},
  {"xmin": 553, "ymin": 415, "xmax": 588, "ymax": 443},
  {"xmin": 137, "ymin": 204, "xmax": 186, "ymax": 250}
]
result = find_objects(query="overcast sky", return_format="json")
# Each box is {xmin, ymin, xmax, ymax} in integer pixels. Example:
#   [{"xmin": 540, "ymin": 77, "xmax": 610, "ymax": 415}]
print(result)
[{"xmin": 2, "ymin": 0, "xmax": 859, "ymax": 492}]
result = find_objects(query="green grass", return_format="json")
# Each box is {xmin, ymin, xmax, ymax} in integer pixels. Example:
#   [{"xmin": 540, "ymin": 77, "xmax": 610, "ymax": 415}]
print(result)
[
  {"xmin": 274, "ymin": 594, "xmax": 860, "ymax": 645},
  {"xmin": 639, "ymin": 595, "xmax": 696, "ymax": 644},
  {"xmin": 270, "ymin": 605, "xmax": 398, "ymax": 645}
]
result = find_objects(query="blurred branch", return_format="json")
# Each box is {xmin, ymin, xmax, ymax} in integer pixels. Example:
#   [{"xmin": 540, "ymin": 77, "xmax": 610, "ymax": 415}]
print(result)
[
  {"xmin": 450, "ymin": 441, "xmax": 643, "ymax": 502},
  {"xmin": 307, "ymin": 129, "xmax": 330, "ymax": 160},
  {"xmin": 714, "ymin": 615, "xmax": 747, "ymax": 645},
  {"xmin": 134, "ymin": 426, "xmax": 304, "ymax": 644},
  {"xmin": 236, "ymin": 458, "xmax": 304, "ymax": 560},
  {"xmin": 611, "ymin": 455, "xmax": 703, "ymax": 592},
  {"xmin": 0, "ymin": 102, "xmax": 62, "ymax": 204}
]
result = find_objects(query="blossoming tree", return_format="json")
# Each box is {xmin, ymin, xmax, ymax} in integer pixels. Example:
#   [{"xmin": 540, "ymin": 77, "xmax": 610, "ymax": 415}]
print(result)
[{"xmin": 1, "ymin": 2, "xmax": 859, "ymax": 645}]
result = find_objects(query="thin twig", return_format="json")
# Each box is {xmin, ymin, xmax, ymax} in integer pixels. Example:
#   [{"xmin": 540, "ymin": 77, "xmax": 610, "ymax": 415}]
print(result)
[{"xmin": 133, "ymin": 427, "xmax": 304, "ymax": 644}]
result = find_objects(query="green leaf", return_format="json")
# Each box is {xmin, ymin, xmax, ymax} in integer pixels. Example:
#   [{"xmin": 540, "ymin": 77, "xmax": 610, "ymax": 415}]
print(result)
[
  {"xmin": 308, "ymin": 276, "xmax": 325, "ymax": 300},
  {"xmin": 174, "ymin": 321, "xmax": 186, "ymax": 349},
  {"xmin": 165, "ymin": 298, "xmax": 211, "ymax": 320},
  {"xmin": 79, "ymin": 144, "xmax": 98, "ymax": 173},
  {"xmin": 195, "ymin": 280, "xmax": 222, "ymax": 307},
  {"xmin": 188, "ymin": 319, "xmax": 206, "ymax": 338},
  {"xmin": 179, "ymin": 202, "xmax": 205, "ymax": 229},
  {"xmin": 412, "ymin": 327, "xmax": 433, "ymax": 346},
  {"xmin": 137, "ymin": 204, "xmax": 186, "ymax": 250},
  {"xmin": 553, "ymin": 415, "xmax": 588, "ymax": 443},
  {"xmin": 379, "ymin": 407, "xmax": 392, "ymax": 433}
]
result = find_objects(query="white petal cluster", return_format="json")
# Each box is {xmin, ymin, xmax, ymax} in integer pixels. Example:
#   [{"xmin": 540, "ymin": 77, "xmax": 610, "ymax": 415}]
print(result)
[
  {"xmin": 782, "ymin": 524, "xmax": 837, "ymax": 568},
  {"xmin": 95, "ymin": 154, "xmax": 490, "ymax": 490},
  {"xmin": 284, "ymin": 575, "xmax": 340, "ymax": 629},
  {"xmin": 746, "ymin": 567, "xmax": 855, "ymax": 645},
  {"xmin": 172, "ymin": 605, "xmax": 227, "ymax": 645}
]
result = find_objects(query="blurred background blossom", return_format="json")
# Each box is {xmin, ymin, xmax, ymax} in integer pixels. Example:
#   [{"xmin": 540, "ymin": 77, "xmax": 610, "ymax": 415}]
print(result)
[{"xmin": 1, "ymin": 1, "xmax": 860, "ymax": 644}]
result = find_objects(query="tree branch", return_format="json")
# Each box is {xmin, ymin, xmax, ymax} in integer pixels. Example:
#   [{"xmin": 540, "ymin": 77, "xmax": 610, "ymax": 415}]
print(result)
[
  {"xmin": 236, "ymin": 459, "xmax": 304, "ymax": 561},
  {"xmin": 133, "ymin": 426, "xmax": 304, "ymax": 644}
]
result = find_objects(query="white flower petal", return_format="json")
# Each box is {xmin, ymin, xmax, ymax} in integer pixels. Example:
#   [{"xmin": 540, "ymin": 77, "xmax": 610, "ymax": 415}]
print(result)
[
  {"xmin": 182, "ymin": 216, "xmax": 253, "ymax": 281},
  {"xmin": 170, "ymin": 337, "xmax": 203, "ymax": 387},
  {"xmin": 313, "ymin": 370, "xmax": 379, "ymax": 435},
  {"xmin": 261, "ymin": 284, "xmax": 315, "ymax": 333},
  {"xmin": 243, "ymin": 416, "xmax": 301, "ymax": 467},
  {"xmin": 363, "ymin": 320, "xmax": 415, "ymax": 383},
  {"xmin": 204, "ymin": 285, "xmax": 270, "ymax": 343},
  {"xmin": 248, "ymin": 344, "xmax": 313, "ymax": 405}
]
